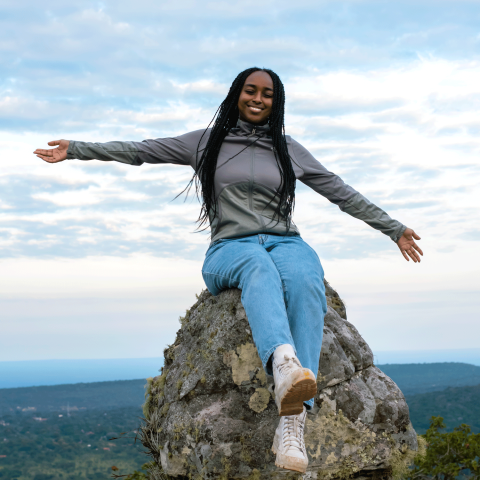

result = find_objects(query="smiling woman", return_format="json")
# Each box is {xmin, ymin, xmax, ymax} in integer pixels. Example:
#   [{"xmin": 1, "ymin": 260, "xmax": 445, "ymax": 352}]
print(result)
[{"xmin": 33, "ymin": 66, "xmax": 423, "ymax": 474}]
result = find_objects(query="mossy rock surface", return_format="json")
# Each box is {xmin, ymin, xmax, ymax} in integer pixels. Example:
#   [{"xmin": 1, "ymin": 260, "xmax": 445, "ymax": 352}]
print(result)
[{"xmin": 141, "ymin": 282, "xmax": 417, "ymax": 480}]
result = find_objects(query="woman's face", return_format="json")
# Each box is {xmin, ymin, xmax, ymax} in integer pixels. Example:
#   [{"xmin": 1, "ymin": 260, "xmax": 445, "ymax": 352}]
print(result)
[{"xmin": 237, "ymin": 71, "xmax": 273, "ymax": 125}]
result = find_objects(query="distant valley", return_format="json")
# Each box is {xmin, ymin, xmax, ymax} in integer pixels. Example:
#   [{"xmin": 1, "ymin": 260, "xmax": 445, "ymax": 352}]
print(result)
[
  {"xmin": 0, "ymin": 379, "xmax": 146, "ymax": 416},
  {"xmin": 1, "ymin": 362, "xmax": 479, "ymax": 479},
  {"xmin": 377, "ymin": 362, "xmax": 480, "ymax": 395}
]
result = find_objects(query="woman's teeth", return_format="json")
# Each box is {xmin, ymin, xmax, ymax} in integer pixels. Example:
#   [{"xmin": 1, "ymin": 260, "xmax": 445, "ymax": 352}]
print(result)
[{"xmin": 249, "ymin": 106, "xmax": 262, "ymax": 112}]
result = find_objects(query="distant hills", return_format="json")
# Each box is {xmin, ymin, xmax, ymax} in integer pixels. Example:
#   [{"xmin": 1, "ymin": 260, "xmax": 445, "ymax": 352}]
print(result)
[
  {"xmin": 1, "ymin": 362, "xmax": 480, "ymax": 434},
  {"xmin": 377, "ymin": 362, "xmax": 480, "ymax": 395},
  {"xmin": 0, "ymin": 379, "xmax": 146, "ymax": 415},
  {"xmin": 2, "ymin": 362, "xmax": 480, "ymax": 412}
]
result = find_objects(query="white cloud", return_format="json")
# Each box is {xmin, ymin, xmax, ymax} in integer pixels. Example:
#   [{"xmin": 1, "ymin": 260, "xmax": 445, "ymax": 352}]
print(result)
[{"xmin": 3, "ymin": 58, "xmax": 480, "ymax": 261}]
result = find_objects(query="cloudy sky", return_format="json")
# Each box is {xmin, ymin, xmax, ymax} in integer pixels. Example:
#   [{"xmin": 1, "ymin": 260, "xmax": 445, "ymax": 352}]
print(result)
[{"xmin": 1, "ymin": 0, "xmax": 479, "ymax": 362}]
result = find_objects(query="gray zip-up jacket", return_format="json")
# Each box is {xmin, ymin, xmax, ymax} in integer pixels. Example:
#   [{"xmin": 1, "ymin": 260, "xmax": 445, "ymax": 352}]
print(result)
[{"xmin": 67, "ymin": 119, "xmax": 406, "ymax": 244}]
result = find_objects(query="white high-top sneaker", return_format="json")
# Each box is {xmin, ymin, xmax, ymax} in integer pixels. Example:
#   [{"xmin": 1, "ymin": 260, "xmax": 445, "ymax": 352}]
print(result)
[
  {"xmin": 272, "ymin": 407, "xmax": 308, "ymax": 473},
  {"xmin": 272, "ymin": 344, "xmax": 316, "ymax": 416}
]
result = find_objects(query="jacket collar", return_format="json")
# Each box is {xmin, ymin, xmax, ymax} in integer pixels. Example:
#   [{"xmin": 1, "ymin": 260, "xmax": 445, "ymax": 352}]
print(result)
[{"xmin": 232, "ymin": 118, "xmax": 271, "ymax": 137}]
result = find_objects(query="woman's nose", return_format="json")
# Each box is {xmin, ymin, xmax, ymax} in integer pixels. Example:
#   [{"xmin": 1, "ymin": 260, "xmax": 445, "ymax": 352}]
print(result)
[{"xmin": 252, "ymin": 92, "xmax": 262, "ymax": 103}]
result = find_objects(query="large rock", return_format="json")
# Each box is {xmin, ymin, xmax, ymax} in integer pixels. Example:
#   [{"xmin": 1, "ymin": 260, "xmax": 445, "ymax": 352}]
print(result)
[{"xmin": 140, "ymin": 283, "xmax": 418, "ymax": 480}]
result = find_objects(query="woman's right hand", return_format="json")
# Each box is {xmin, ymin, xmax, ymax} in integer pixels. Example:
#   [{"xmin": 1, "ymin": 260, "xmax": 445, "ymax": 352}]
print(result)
[{"xmin": 34, "ymin": 140, "xmax": 70, "ymax": 163}]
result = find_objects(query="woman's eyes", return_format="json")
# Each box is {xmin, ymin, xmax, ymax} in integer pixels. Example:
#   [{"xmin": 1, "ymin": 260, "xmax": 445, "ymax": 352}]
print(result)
[{"xmin": 245, "ymin": 90, "xmax": 273, "ymax": 98}]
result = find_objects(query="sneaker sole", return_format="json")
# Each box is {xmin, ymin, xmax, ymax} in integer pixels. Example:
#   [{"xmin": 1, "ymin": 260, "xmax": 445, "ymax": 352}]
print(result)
[
  {"xmin": 275, "ymin": 452, "xmax": 308, "ymax": 473},
  {"xmin": 276, "ymin": 369, "xmax": 317, "ymax": 416}
]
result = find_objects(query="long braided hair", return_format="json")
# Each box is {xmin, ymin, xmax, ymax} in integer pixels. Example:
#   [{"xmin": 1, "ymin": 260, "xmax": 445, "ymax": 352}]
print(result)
[{"xmin": 183, "ymin": 67, "xmax": 296, "ymax": 231}]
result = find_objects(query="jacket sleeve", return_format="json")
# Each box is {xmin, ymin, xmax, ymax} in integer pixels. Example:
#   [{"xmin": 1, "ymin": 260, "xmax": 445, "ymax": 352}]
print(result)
[
  {"xmin": 66, "ymin": 129, "xmax": 207, "ymax": 168},
  {"xmin": 290, "ymin": 138, "xmax": 406, "ymax": 243}
]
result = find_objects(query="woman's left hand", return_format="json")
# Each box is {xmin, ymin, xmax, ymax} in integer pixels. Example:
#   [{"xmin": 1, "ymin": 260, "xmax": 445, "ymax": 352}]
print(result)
[{"xmin": 397, "ymin": 228, "xmax": 423, "ymax": 263}]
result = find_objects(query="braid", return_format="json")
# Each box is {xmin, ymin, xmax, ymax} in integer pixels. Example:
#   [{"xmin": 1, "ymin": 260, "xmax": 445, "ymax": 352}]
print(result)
[
  {"xmin": 181, "ymin": 67, "xmax": 296, "ymax": 232},
  {"xmin": 265, "ymin": 69, "xmax": 296, "ymax": 228}
]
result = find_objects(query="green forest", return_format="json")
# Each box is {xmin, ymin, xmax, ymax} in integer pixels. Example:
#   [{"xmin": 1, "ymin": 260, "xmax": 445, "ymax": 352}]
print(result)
[
  {"xmin": 406, "ymin": 384, "xmax": 480, "ymax": 433},
  {"xmin": 0, "ymin": 406, "xmax": 145, "ymax": 480},
  {"xmin": 1, "ymin": 363, "xmax": 480, "ymax": 479}
]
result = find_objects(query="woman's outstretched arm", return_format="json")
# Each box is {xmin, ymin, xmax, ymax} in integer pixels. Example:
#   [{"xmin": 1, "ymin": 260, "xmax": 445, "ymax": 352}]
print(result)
[
  {"xmin": 290, "ymin": 138, "xmax": 423, "ymax": 263},
  {"xmin": 34, "ymin": 130, "xmax": 208, "ymax": 167}
]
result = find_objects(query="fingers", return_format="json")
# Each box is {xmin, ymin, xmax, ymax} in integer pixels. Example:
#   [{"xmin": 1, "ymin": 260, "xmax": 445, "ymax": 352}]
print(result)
[
  {"xmin": 410, "ymin": 249, "xmax": 421, "ymax": 263},
  {"xmin": 412, "ymin": 231, "xmax": 421, "ymax": 240},
  {"xmin": 403, "ymin": 247, "xmax": 421, "ymax": 263},
  {"xmin": 33, "ymin": 149, "xmax": 53, "ymax": 156},
  {"xmin": 413, "ymin": 242, "xmax": 424, "ymax": 257},
  {"xmin": 33, "ymin": 141, "xmax": 62, "ymax": 155},
  {"xmin": 399, "ymin": 243, "xmax": 422, "ymax": 263},
  {"xmin": 404, "ymin": 249, "xmax": 417, "ymax": 263}
]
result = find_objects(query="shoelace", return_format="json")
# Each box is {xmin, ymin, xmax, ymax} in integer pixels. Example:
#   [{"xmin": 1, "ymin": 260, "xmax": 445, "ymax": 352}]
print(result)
[
  {"xmin": 282, "ymin": 413, "xmax": 306, "ymax": 452},
  {"xmin": 276, "ymin": 354, "xmax": 301, "ymax": 378}
]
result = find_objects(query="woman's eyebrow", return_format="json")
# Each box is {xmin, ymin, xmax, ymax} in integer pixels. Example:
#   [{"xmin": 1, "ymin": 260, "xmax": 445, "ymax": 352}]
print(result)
[{"xmin": 244, "ymin": 83, "xmax": 274, "ymax": 91}]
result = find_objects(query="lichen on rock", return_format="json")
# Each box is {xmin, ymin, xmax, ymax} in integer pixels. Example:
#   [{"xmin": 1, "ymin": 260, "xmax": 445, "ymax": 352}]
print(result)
[{"xmin": 139, "ymin": 283, "xmax": 418, "ymax": 480}]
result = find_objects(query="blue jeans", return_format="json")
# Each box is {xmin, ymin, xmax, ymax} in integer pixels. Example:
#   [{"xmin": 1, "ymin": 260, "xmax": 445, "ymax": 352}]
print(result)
[{"xmin": 202, "ymin": 234, "xmax": 327, "ymax": 409}]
